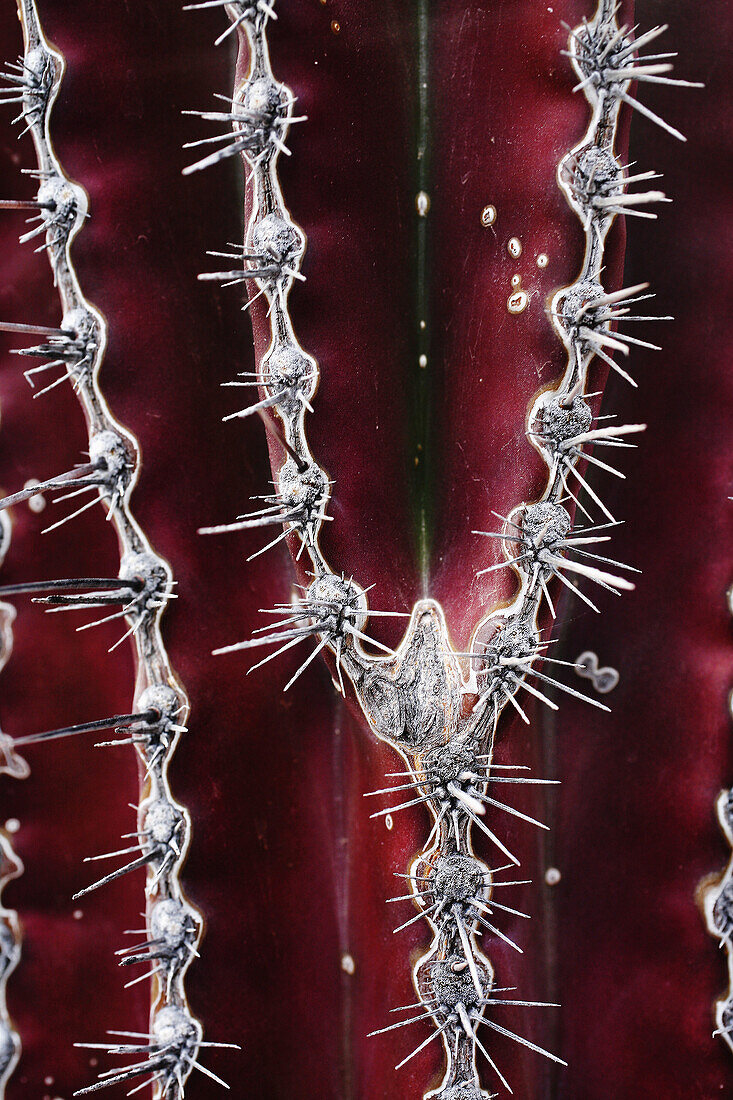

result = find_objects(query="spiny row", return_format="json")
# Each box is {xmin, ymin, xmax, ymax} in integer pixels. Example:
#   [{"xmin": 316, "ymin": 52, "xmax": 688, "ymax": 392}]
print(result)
[{"xmin": 0, "ymin": 2, "xmax": 205, "ymax": 1097}]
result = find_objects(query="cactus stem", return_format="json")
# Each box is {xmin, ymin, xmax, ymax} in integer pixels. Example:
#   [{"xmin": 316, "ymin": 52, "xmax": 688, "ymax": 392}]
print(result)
[{"xmin": 184, "ymin": 0, "xmax": 697, "ymax": 1093}]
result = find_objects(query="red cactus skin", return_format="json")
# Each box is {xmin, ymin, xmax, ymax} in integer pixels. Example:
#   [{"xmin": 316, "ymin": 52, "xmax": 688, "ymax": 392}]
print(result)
[{"xmin": 0, "ymin": 2, "xmax": 729, "ymax": 1100}]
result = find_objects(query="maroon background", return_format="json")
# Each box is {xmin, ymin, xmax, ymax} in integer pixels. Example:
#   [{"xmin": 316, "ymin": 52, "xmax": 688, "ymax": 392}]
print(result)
[{"xmin": 0, "ymin": 2, "xmax": 729, "ymax": 1098}]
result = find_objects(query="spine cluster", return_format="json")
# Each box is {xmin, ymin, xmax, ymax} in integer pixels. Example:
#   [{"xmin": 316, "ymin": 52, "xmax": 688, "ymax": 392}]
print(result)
[
  {"xmin": 188, "ymin": 1, "xmax": 693, "ymax": 1095},
  {"xmin": 0, "ymin": 2, "xmax": 223, "ymax": 1095}
]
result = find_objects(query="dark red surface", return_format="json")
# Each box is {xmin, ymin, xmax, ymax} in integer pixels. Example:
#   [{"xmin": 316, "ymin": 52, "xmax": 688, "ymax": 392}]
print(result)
[{"xmin": 0, "ymin": 2, "xmax": 729, "ymax": 1099}]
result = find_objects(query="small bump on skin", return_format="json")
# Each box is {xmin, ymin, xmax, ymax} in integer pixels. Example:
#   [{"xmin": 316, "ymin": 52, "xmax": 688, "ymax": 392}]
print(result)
[
  {"xmin": 264, "ymin": 344, "xmax": 317, "ymax": 411},
  {"xmin": 574, "ymin": 650, "xmax": 619, "ymax": 693},
  {"xmin": 480, "ymin": 204, "xmax": 496, "ymax": 227},
  {"xmin": 0, "ymin": 926, "xmax": 16, "ymax": 979},
  {"xmin": 150, "ymin": 899, "xmax": 196, "ymax": 956},
  {"xmin": 507, "ymin": 289, "xmax": 528, "ymax": 314},
  {"xmin": 240, "ymin": 76, "xmax": 287, "ymax": 142},
  {"xmin": 278, "ymin": 459, "xmax": 328, "ymax": 511},
  {"xmin": 251, "ymin": 213, "xmax": 302, "ymax": 262},
  {"xmin": 416, "ymin": 190, "xmax": 430, "ymax": 216}
]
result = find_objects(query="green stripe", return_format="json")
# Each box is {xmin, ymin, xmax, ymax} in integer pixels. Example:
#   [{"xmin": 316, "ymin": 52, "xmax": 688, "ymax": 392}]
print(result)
[{"xmin": 411, "ymin": 0, "xmax": 433, "ymax": 591}]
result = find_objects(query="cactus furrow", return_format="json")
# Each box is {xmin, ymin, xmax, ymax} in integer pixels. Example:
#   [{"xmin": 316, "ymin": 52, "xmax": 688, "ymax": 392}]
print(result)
[
  {"xmin": 187, "ymin": 1, "xmax": 694, "ymax": 1095},
  {"xmin": 0, "ymin": 2, "xmax": 220, "ymax": 1095}
]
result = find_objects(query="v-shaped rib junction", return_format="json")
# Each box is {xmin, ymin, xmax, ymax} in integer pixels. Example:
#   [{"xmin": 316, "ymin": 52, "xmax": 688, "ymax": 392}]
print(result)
[{"xmin": 187, "ymin": 0, "xmax": 694, "ymax": 1094}]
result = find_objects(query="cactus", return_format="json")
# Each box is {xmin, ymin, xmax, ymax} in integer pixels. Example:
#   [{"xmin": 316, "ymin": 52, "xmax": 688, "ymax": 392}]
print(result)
[
  {"xmin": 186, "ymin": 0, "xmax": 703, "ymax": 1096},
  {"xmin": 0, "ymin": 0, "xmax": 729, "ymax": 1098}
]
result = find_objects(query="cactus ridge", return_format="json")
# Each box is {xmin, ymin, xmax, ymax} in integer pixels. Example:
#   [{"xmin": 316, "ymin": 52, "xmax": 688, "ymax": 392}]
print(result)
[
  {"xmin": 0, "ymin": 1, "xmax": 240, "ymax": 1095},
  {"xmin": 186, "ymin": 0, "xmax": 695, "ymax": 1095}
]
